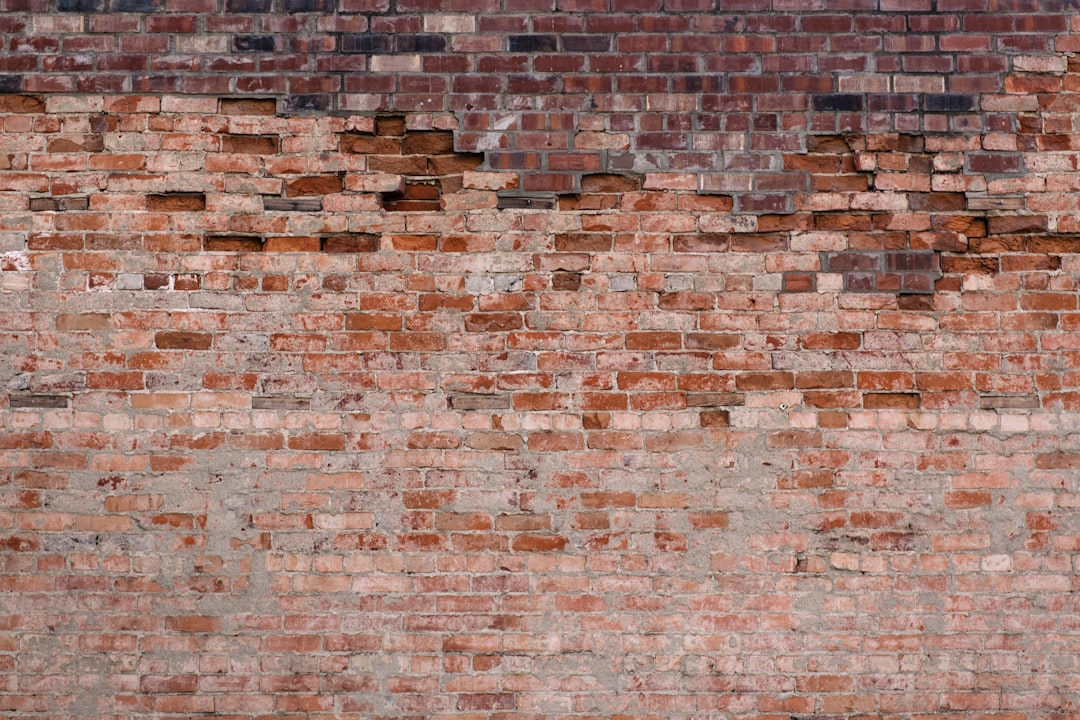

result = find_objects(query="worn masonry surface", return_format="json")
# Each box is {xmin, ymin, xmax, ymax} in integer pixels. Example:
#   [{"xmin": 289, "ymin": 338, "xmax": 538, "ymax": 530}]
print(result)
[{"xmin": 4, "ymin": 1, "xmax": 1080, "ymax": 718}]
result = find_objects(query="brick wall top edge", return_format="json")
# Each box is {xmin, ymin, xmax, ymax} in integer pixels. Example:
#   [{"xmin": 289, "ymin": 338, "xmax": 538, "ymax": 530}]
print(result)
[{"xmin": 1, "ymin": 3, "xmax": 1075, "ymax": 195}]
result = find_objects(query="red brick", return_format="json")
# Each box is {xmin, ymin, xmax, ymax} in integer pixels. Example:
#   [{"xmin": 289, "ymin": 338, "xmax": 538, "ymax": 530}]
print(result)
[
  {"xmin": 511, "ymin": 534, "xmax": 568, "ymax": 552},
  {"xmin": 156, "ymin": 331, "xmax": 212, "ymax": 350},
  {"xmin": 4, "ymin": 9, "xmax": 1080, "ymax": 713}
]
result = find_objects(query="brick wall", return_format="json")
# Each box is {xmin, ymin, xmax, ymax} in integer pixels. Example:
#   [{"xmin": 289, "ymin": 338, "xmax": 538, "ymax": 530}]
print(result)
[{"xmin": 3, "ymin": 1, "xmax": 1080, "ymax": 717}]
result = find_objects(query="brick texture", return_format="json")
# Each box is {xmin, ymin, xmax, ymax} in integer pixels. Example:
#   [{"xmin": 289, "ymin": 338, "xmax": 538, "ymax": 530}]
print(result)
[{"xmin": 3, "ymin": 2, "xmax": 1080, "ymax": 718}]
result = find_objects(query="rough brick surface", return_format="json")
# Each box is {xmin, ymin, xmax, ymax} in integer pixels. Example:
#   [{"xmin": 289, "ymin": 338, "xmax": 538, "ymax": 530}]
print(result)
[
  {"xmin": 0, "ymin": 0, "xmax": 1072, "ymax": 197},
  {"xmin": 3, "ymin": 2, "xmax": 1080, "ymax": 718}
]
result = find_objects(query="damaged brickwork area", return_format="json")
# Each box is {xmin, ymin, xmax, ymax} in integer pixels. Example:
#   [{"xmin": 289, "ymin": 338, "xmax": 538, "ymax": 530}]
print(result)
[
  {"xmin": 2, "ymin": 84, "xmax": 1080, "ymax": 717},
  {"xmin": 4, "ymin": 1, "xmax": 1080, "ymax": 718}
]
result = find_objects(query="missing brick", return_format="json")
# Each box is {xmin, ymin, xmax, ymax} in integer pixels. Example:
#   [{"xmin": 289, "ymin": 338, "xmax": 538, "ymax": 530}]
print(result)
[{"xmin": 382, "ymin": 181, "xmax": 441, "ymax": 212}]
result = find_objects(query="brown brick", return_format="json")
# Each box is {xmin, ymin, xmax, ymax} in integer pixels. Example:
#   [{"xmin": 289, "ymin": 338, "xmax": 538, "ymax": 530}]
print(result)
[
  {"xmin": 863, "ymin": 392, "xmax": 920, "ymax": 409},
  {"xmin": 147, "ymin": 193, "xmax": 206, "ymax": 211},
  {"xmin": 322, "ymin": 234, "xmax": 378, "ymax": 253},
  {"xmin": 402, "ymin": 131, "xmax": 455, "ymax": 155},
  {"xmin": 203, "ymin": 235, "xmax": 263, "ymax": 252},
  {"xmin": 0, "ymin": 95, "xmax": 44, "ymax": 113},
  {"xmin": 156, "ymin": 332, "xmax": 212, "ymax": 350},
  {"xmin": 56, "ymin": 313, "xmax": 110, "ymax": 330},
  {"xmin": 285, "ymin": 175, "xmax": 343, "ymax": 197},
  {"xmin": 736, "ymin": 372, "xmax": 794, "ymax": 390}
]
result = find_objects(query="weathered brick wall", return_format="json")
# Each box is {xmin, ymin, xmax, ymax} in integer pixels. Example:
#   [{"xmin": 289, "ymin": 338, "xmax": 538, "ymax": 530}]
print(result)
[{"xmin": 4, "ymin": 1, "xmax": 1080, "ymax": 718}]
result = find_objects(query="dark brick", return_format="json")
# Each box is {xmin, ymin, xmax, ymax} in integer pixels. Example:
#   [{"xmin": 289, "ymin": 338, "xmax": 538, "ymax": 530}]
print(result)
[
  {"xmin": 283, "ymin": 0, "xmax": 332, "ymax": 10},
  {"xmin": 812, "ymin": 94, "xmax": 864, "ymax": 112},
  {"xmin": 283, "ymin": 94, "xmax": 331, "ymax": 112},
  {"xmin": 552, "ymin": 272, "xmax": 581, "ymax": 291},
  {"xmin": 111, "ymin": 0, "xmax": 158, "ymax": 9},
  {"xmin": 203, "ymin": 235, "xmax": 263, "ymax": 252},
  {"xmin": 563, "ymin": 35, "xmax": 612, "ymax": 52},
  {"xmin": 263, "ymin": 197, "xmax": 323, "ymax": 211},
  {"xmin": 30, "ymin": 197, "xmax": 90, "ymax": 211},
  {"xmin": 498, "ymin": 195, "xmax": 557, "ymax": 210},
  {"xmin": 969, "ymin": 153, "xmax": 1022, "ymax": 175},
  {"xmin": 508, "ymin": 35, "xmax": 558, "ymax": 52},
  {"xmin": 225, "ymin": 0, "xmax": 271, "ymax": 9},
  {"xmin": 341, "ymin": 34, "xmax": 390, "ymax": 54},
  {"xmin": 394, "ymin": 35, "xmax": 447, "ymax": 53},
  {"xmin": 58, "ymin": 0, "xmax": 103, "ymax": 10},
  {"xmin": 898, "ymin": 294, "xmax": 934, "ymax": 310},
  {"xmin": 0, "ymin": 76, "xmax": 21, "ymax": 93},
  {"xmin": 908, "ymin": 193, "xmax": 966, "ymax": 211},
  {"xmin": 923, "ymin": 93, "xmax": 977, "ymax": 112},
  {"xmin": 322, "ymin": 234, "xmax": 379, "ymax": 253},
  {"xmin": 736, "ymin": 194, "xmax": 791, "ymax": 214},
  {"xmin": 8, "ymin": 395, "xmax": 69, "ymax": 409},
  {"xmin": 233, "ymin": 35, "xmax": 276, "ymax": 53}
]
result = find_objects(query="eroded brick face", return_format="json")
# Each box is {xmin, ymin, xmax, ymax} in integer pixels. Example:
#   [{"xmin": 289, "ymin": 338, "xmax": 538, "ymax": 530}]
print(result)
[{"xmin": 3, "ymin": 2, "xmax": 1080, "ymax": 718}]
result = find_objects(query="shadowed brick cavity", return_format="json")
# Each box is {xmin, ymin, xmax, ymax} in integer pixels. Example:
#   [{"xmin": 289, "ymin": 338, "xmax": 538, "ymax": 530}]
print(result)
[{"xmin": 376, "ymin": 116, "xmax": 405, "ymax": 136}]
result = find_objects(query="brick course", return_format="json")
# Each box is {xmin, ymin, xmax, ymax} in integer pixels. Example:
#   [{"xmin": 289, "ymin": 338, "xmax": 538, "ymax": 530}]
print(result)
[{"xmin": 3, "ymin": 1, "xmax": 1080, "ymax": 718}]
